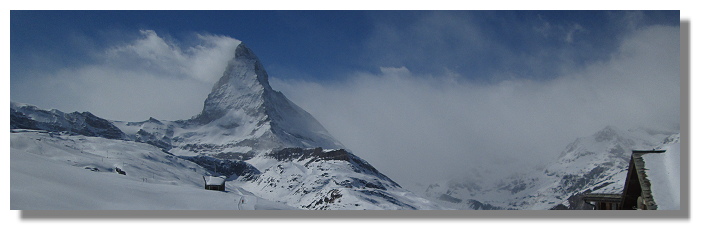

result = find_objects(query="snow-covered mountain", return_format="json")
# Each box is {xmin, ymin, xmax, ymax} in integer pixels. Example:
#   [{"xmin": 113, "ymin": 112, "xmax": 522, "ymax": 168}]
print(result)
[
  {"xmin": 111, "ymin": 43, "xmax": 344, "ymax": 159},
  {"xmin": 10, "ymin": 42, "xmax": 438, "ymax": 210},
  {"xmin": 419, "ymin": 126, "xmax": 680, "ymax": 210}
]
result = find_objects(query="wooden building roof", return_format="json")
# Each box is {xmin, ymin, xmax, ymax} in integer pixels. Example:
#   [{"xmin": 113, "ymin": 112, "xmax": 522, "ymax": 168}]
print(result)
[
  {"xmin": 621, "ymin": 150, "xmax": 665, "ymax": 210},
  {"xmin": 204, "ymin": 175, "xmax": 226, "ymax": 186}
]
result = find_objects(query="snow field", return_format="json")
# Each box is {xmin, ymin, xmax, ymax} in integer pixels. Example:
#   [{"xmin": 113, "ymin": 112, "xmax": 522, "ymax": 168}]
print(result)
[{"xmin": 10, "ymin": 130, "xmax": 294, "ymax": 210}]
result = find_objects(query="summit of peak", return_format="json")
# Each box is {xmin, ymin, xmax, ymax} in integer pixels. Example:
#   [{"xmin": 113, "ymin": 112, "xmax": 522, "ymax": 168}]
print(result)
[
  {"xmin": 210, "ymin": 43, "xmax": 271, "ymax": 92},
  {"xmin": 231, "ymin": 43, "xmax": 269, "ymax": 86},
  {"xmin": 193, "ymin": 43, "xmax": 272, "ymax": 124},
  {"xmin": 233, "ymin": 43, "xmax": 260, "ymax": 61},
  {"xmin": 182, "ymin": 42, "xmax": 344, "ymax": 154}
]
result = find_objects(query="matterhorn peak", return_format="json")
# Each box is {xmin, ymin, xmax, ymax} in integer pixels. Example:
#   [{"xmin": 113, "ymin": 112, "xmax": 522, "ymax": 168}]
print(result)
[
  {"xmin": 213, "ymin": 43, "xmax": 271, "ymax": 92},
  {"xmin": 179, "ymin": 42, "xmax": 343, "ymax": 156},
  {"xmin": 193, "ymin": 43, "xmax": 272, "ymax": 124}
]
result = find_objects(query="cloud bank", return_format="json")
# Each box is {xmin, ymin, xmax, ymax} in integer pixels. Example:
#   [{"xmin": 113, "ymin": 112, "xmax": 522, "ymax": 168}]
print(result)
[
  {"xmin": 11, "ymin": 30, "xmax": 240, "ymax": 121},
  {"xmin": 272, "ymin": 25, "xmax": 680, "ymax": 187}
]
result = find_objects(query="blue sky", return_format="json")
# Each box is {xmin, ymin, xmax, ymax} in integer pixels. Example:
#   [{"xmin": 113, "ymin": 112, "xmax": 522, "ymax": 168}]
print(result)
[
  {"xmin": 10, "ymin": 10, "xmax": 682, "ymax": 186},
  {"xmin": 11, "ymin": 11, "xmax": 678, "ymax": 82}
]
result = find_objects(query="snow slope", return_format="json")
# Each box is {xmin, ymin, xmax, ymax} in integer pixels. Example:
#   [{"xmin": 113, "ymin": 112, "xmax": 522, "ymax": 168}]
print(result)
[
  {"xmin": 235, "ymin": 148, "xmax": 441, "ymax": 210},
  {"xmin": 10, "ymin": 130, "xmax": 294, "ymax": 210},
  {"xmin": 9, "ymin": 129, "xmax": 438, "ymax": 210}
]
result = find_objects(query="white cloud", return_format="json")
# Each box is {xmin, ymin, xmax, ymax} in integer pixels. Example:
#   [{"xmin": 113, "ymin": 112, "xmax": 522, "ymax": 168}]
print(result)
[
  {"xmin": 272, "ymin": 24, "xmax": 680, "ymax": 187},
  {"xmin": 105, "ymin": 30, "xmax": 240, "ymax": 83},
  {"xmin": 12, "ymin": 30, "xmax": 241, "ymax": 121}
]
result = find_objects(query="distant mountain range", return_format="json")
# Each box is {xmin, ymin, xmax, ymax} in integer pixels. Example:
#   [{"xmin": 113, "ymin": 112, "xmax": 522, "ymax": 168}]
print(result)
[{"xmin": 418, "ymin": 126, "xmax": 679, "ymax": 210}]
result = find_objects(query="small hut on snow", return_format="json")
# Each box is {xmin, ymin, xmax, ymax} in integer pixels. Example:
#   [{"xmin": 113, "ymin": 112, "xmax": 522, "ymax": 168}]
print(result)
[{"xmin": 203, "ymin": 176, "xmax": 226, "ymax": 191}]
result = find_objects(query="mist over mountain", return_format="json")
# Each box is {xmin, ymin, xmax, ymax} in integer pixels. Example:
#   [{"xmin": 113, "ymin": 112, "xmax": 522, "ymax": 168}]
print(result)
[
  {"xmin": 10, "ymin": 42, "xmax": 439, "ymax": 210},
  {"xmin": 416, "ymin": 126, "xmax": 680, "ymax": 210}
]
